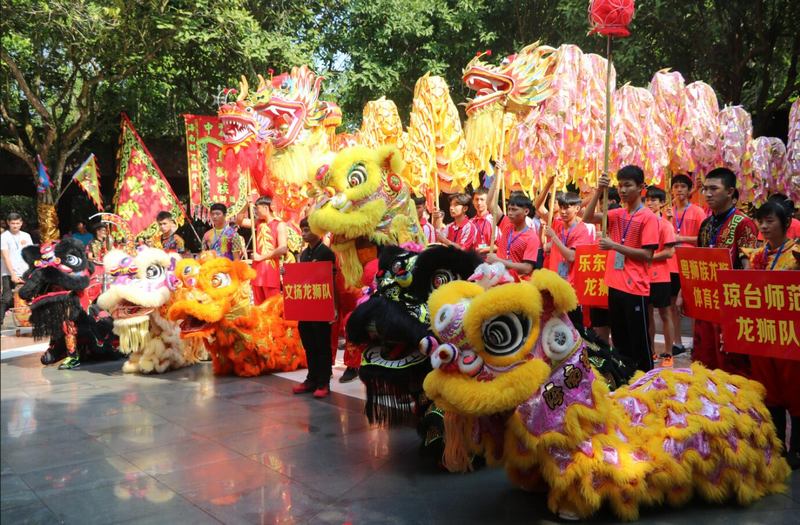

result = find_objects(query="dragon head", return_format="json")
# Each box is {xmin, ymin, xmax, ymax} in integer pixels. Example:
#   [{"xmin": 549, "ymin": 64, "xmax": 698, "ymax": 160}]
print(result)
[
  {"xmin": 463, "ymin": 43, "xmax": 557, "ymax": 116},
  {"xmin": 308, "ymin": 145, "xmax": 422, "ymax": 286},
  {"xmin": 422, "ymin": 269, "xmax": 581, "ymax": 417},
  {"xmin": 218, "ymin": 74, "xmax": 275, "ymax": 146},
  {"xmin": 167, "ymin": 256, "xmax": 255, "ymax": 339},
  {"xmin": 97, "ymin": 247, "xmax": 180, "ymax": 327}
]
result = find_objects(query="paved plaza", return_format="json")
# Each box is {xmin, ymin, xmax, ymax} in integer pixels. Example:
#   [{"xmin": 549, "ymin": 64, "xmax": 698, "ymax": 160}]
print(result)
[{"xmin": 1, "ymin": 336, "xmax": 798, "ymax": 524}]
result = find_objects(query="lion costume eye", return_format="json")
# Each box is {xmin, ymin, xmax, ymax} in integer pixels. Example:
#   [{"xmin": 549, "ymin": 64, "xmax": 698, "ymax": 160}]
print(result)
[
  {"xmin": 145, "ymin": 265, "xmax": 165, "ymax": 280},
  {"xmin": 347, "ymin": 165, "xmax": 368, "ymax": 187},
  {"xmin": 431, "ymin": 269, "xmax": 456, "ymax": 291},
  {"xmin": 211, "ymin": 273, "xmax": 231, "ymax": 288},
  {"xmin": 481, "ymin": 313, "xmax": 529, "ymax": 356},
  {"xmin": 65, "ymin": 254, "xmax": 82, "ymax": 267}
]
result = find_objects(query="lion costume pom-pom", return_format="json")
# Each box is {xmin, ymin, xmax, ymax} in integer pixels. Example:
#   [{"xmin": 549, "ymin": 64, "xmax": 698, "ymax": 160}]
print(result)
[{"xmin": 423, "ymin": 269, "xmax": 790, "ymax": 521}]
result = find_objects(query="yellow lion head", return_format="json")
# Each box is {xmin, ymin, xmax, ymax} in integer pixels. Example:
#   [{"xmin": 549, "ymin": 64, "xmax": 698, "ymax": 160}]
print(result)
[
  {"xmin": 308, "ymin": 145, "xmax": 423, "ymax": 286},
  {"xmin": 167, "ymin": 256, "xmax": 255, "ymax": 338},
  {"xmin": 422, "ymin": 269, "xmax": 580, "ymax": 416}
]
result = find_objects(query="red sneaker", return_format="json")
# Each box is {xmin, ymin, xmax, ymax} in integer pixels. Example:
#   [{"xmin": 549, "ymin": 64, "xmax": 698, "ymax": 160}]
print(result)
[
  {"xmin": 292, "ymin": 382, "xmax": 314, "ymax": 394},
  {"xmin": 313, "ymin": 386, "xmax": 330, "ymax": 398}
]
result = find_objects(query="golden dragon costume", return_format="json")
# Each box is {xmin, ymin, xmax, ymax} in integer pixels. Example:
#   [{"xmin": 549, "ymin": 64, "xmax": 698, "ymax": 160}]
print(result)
[
  {"xmin": 308, "ymin": 145, "xmax": 425, "ymax": 287},
  {"xmin": 167, "ymin": 254, "xmax": 305, "ymax": 377},
  {"xmin": 97, "ymin": 248, "xmax": 198, "ymax": 374},
  {"xmin": 422, "ymin": 269, "xmax": 789, "ymax": 521}
]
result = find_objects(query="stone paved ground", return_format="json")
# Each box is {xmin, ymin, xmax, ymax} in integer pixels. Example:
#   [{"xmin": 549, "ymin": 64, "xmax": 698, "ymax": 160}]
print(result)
[{"xmin": 1, "ymin": 345, "xmax": 797, "ymax": 525}]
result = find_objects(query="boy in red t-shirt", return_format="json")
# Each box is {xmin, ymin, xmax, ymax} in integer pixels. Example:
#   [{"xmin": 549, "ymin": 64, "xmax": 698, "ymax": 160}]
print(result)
[
  {"xmin": 434, "ymin": 193, "xmax": 478, "ymax": 252},
  {"xmin": 545, "ymin": 191, "xmax": 593, "ymax": 329},
  {"xmin": 486, "ymin": 194, "xmax": 541, "ymax": 280},
  {"xmin": 663, "ymin": 174, "xmax": 706, "ymax": 356},
  {"xmin": 584, "ymin": 166, "xmax": 659, "ymax": 372},
  {"xmin": 645, "ymin": 186, "xmax": 677, "ymax": 367}
]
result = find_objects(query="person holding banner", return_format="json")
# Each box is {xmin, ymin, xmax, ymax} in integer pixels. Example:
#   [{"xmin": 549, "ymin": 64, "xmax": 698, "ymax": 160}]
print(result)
[
  {"xmin": 665, "ymin": 174, "xmax": 706, "ymax": 356},
  {"xmin": 544, "ymin": 192, "xmax": 594, "ymax": 329},
  {"xmin": 644, "ymin": 186, "xmax": 677, "ymax": 367},
  {"xmin": 691, "ymin": 168, "xmax": 758, "ymax": 376},
  {"xmin": 292, "ymin": 218, "xmax": 336, "ymax": 399},
  {"xmin": 584, "ymin": 166, "xmax": 659, "ymax": 372},
  {"xmin": 202, "ymin": 203, "xmax": 244, "ymax": 261},
  {"xmin": 746, "ymin": 200, "xmax": 800, "ymax": 469},
  {"xmin": 251, "ymin": 196, "xmax": 288, "ymax": 304}
]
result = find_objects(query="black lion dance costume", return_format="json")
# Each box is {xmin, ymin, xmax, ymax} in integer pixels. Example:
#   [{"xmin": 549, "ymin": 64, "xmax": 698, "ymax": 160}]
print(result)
[
  {"xmin": 17, "ymin": 239, "xmax": 120, "ymax": 369},
  {"xmin": 346, "ymin": 243, "xmax": 481, "ymax": 460}
]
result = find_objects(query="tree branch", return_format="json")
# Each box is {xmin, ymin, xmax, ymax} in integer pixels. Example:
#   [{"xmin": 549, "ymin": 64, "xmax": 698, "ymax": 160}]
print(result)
[
  {"xmin": 0, "ymin": 141, "xmax": 36, "ymax": 175},
  {"xmin": 0, "ymin": 48, "xmax": 54, "ymax": 124}
]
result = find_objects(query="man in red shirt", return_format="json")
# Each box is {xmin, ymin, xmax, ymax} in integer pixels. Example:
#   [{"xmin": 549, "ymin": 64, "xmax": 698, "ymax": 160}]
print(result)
[
  {"xmin": 434, "ymin": 193, "xmax": 477, "ymax": 252},
  {"xmin": 471, "ymin": 187, "xmax": 495, "ymax": 256},
  {"xmin": 486, "ymin": 193, "xmax": 540, "ymax": 280},
  {"xmin": 664, "ymin": 174, "xmax": 707, "ymax": 356},
  {"xmin": 645, "ymin": 186, "xmax": 677, "ymax": 367},
  {"xmin": 584, "ymin": 166, "xmax": 659, "ymax": 372},
  {"xmin": 690, "ymin": 168, "xmax": 758, "ymax": 376}
]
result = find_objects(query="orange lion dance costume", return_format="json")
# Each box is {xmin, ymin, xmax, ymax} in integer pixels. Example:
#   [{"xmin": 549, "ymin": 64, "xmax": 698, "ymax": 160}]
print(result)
[{"xmin": 168, "ymin": 255, "xmax": 305, "ymax": 376}]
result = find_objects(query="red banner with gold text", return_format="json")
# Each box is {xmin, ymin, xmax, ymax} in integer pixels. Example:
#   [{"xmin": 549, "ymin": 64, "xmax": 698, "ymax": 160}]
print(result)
[
  {"xmin": 573, "ymin": 245, "xmax": 609, "ymax": 308},
  {"xmin": 718, "ymin": 270, "xmax": 800, "ymax": 361},
  {"xmin": 675, "ymin": 247, "xmax": 732, "ymax": 323},
  {"xmin": 282, "ymin": 261, "xmax": 335, "ymax": 322}
]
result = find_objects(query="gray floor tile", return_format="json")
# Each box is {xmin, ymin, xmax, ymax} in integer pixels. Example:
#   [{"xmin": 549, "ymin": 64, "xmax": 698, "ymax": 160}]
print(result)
[
  {"xmin": 0, "ymin": 474, "xmax": 40, "ymax": 510},
  {"xmin": 0, "ymin": 500, "xmax": 61, "ymax": 524}
]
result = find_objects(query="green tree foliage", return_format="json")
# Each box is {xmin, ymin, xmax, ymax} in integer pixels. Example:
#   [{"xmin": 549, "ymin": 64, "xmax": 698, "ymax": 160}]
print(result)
[{"xmin": 323, "ymin": 0, "xmax": 798, "ymax": 133}]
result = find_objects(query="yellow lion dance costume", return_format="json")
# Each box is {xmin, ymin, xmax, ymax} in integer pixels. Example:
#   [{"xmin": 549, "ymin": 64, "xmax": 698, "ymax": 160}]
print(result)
[
  {"xmin": 167, "ymin": 255, "xmax": 305, "ymax": 377},
  {"xmin": 422, "ymin": 269, "xmax": 789, "ymax": 521},
  {"xmin": 309, "ymin": 145, "xmax": 424, "ymax": 287}
]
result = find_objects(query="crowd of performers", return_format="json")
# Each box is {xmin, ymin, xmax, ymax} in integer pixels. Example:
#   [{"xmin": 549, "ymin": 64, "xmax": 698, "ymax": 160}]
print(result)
[{"xmin": 3, "ymin": 149, "xmax": 799, "ymax": 520}]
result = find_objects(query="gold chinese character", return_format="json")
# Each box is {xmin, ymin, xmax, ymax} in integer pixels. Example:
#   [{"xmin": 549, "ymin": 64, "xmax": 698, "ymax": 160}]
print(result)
[
  {"xmin": 756, "ymin": 318, "xmax": 777, "ymax": 344},
  {"xmin": 693, "ymin": 287, "xmax": 703, "ymax": 307},
  {"xmin": 717, "ymin": 262, "xmax": 730, "ymax": 271},
  {"xmin": 578, "ymin": 255, "xmax": 591, "ymax": 273},
  {"xmin": 702, "ymin": 288, "xmax": 712, "ymax": 309},
  {"xmin": 592, "ymin": 254, "xmax": 605, "ymax": 272},
  {"xmin": 312, "ymin": 284, "xmax": 322, "ymax": 299},
  {"xmin": 708, "ymin": 261, "xmax": 719, "ymax": 281},
  {"xmin": 735, "ymin": 316, "xmax": 755, "ymax": 342},
  {"xmin": 699, "ymin": 261, "xmax": 710, "ymax": 281},
  {"xmin": 303, "ymin": 283, "xmax": 313, "ymax": 299},
  {"xmin": 285, "ymin": 285, "xmax": 295, "ymax": 300},
  {"xmin": 788, "ymin": 285, "xmax": 800, "ymax": 312},
  {"xmin": 680, "ymin": 259, "xmax": 690, "ymax": 279},
  {"xmin": 778, "ymin": 320, "xmax": 800, "ymax": 347},
  {"xmin": 743, "ymin": 283, "xmax": 762, "ymax": 309},
  {"xmin": 689, "ymin": 260, "xmax": 700, "ymax": 280},
  {"xmin": 322, "ymin": 284, "xmax": 332, "ymax": 299},
  {"xmin": 723, "ymin": 283, "xmax": 742, "ymax": 308},
  {"xmin": 599, "ymin": 281, "xmax": 608, "ymax": 296},
  {"xmin": 713, "ymin": 288, "xmax": 720, "ymax": 310},
  {"xmin": 764, "ymin": 284, "xmax": 786, "ymax": 310},
  {"xmin": 584, "ymin": 278, "xmax": 598, "ymax": 296}
]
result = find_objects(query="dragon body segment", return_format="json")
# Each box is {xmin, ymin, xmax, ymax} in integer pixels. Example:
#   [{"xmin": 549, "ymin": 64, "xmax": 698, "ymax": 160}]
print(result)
[{"xmin": 422, "ymin": 269, "xmax": 789, "ymax": 520}]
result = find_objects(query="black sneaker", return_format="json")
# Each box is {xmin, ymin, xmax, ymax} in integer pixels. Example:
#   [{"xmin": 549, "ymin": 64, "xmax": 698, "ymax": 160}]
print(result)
[
  {"xmin": 672, "ymin": 344, "xmax": 687, "ymax": 356},
  {"xmin": 339, "ymin": 367, "xmax": 359, "ymax": 383}
]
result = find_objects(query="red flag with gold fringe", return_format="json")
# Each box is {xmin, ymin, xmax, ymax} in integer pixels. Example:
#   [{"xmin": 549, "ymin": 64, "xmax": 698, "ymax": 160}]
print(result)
[
  {"xmin": 114, "ymin": 114, "xmax": 186, "ymax": 238},
  {"xmin": 183, "ymin": 114, "xmax": 253, "ymax": 221}
]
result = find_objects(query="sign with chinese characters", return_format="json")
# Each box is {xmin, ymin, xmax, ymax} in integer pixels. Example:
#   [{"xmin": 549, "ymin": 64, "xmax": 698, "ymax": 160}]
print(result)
[
  {"xmin": 718, "ymin": 270, "xmax": 800, "ymax": 361},
  {"xmin": 282, "ymin": 261, "xmax": 335, "ymax": 322},
  {"xmin": 675, "ymin": 247, "xmax": 732, "ymax": 323},
  {"xmin": 574, "ymin": 245, "xmax": 609, "ymax": 308}
]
